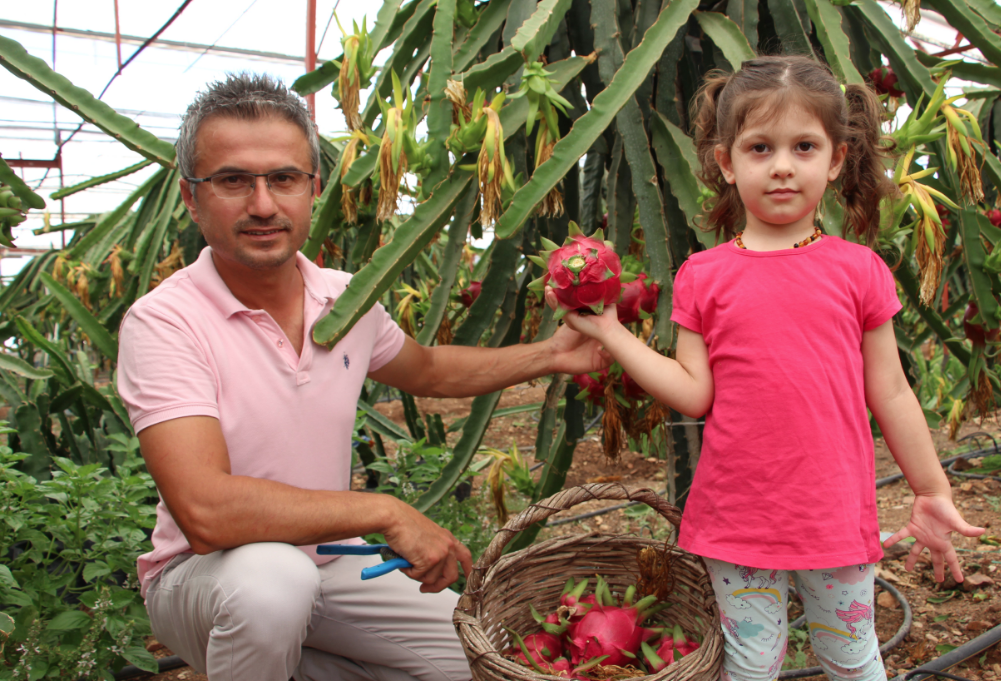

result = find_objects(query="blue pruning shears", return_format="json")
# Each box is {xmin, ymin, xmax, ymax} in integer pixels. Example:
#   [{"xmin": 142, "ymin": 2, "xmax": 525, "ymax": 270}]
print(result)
[{"xmin": 316, "ymin": 544, "xmax": 412, "ymax": 580}]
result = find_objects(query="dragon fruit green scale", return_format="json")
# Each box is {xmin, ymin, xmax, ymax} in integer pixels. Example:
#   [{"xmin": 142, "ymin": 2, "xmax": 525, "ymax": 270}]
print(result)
[{"xmin": 527, "ymin": 222, "xmax": 634, "ymax": 320}]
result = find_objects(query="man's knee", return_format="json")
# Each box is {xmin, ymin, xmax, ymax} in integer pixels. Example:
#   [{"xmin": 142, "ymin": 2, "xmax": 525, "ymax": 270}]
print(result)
[{"xmin": 219, "ymin": 543, "xmax": 321, "ymax": 628}]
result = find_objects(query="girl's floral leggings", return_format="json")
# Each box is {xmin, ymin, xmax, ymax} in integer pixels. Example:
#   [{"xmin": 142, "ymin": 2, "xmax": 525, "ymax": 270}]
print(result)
[{"xmin": 703, "ymin": 558, "xmax": 887, "ymax": 681}]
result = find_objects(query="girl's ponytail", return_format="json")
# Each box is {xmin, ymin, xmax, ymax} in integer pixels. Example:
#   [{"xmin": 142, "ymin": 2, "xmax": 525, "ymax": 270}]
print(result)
[
  {"xmin": 840, "ymin": 83, "xmax": 897, "ymax": 246},
  {"xmin": 693, "ymin": 72, "xmax": 744, "ymax": 243}
]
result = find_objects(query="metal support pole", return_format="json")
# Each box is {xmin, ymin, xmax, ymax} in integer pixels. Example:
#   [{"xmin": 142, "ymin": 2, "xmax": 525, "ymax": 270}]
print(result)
[{"xmin": 306, "ymin": 0, "xmax": 317, "ymax": 120}]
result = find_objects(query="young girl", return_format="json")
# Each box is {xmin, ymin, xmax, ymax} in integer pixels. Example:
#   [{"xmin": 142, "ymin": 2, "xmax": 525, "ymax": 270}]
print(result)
[{"xmin": 551, "ymin": 56, "xmax": 985, "ymax": 681}]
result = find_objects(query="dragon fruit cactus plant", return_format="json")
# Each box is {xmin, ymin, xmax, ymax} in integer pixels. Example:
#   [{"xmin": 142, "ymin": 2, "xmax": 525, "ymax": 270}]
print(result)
[{"xmin": 528, "ymin": 222, "xmax": 635, "ymax": 319}]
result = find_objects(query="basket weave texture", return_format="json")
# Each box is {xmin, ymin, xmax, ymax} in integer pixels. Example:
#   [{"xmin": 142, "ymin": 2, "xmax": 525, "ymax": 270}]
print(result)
[{"xmin": 454, "ymin": 484, "xmax": 723, "ymax": 681}]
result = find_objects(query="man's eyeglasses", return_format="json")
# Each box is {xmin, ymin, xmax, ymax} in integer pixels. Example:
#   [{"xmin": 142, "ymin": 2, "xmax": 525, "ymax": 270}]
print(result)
[{"xmin": 185, "ymin": 171, "xmax": 316, "ymax": 199}]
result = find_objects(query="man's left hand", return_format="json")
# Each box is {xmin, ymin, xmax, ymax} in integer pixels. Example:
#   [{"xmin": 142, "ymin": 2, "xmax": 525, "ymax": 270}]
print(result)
[{"xmin": 547, "ymin": 321, "xmax": 613, "ymax": 376}]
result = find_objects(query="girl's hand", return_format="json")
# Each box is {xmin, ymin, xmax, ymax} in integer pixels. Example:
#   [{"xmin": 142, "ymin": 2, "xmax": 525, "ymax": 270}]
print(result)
[
  {"xmin": 882, "ymin": 492, "xmax": 985, "ymax": 583},
  {"xmin": 544, "ymin": 287, "xmax": 622, "ymax": 344}
]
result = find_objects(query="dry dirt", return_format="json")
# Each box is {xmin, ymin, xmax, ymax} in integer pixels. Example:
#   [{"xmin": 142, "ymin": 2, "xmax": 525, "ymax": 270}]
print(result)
[{"xmin": 140, "ymin": 382, "xmax": 1001, "ymax": 681}]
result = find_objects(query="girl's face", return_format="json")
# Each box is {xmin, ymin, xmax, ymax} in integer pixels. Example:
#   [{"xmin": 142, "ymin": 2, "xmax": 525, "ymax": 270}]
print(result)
[{"xmin": 714, "ymin": 103, "xmax": 847, "ymax": 235}]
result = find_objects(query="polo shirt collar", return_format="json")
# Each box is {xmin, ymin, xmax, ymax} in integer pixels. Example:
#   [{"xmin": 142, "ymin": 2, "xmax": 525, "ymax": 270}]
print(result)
[{"xmin": 187, "ymin": 247, "xmax": 337, "ymax": 318}]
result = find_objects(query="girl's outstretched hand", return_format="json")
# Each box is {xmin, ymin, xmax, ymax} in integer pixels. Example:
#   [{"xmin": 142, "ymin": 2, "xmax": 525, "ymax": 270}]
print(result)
[
  {"xmin": 882, "ymin": 492, "xmax": 985, "ymax": 583},
  {"xmin": 544, "ymin": 287, "xmax": 622, "ymax": 343}
]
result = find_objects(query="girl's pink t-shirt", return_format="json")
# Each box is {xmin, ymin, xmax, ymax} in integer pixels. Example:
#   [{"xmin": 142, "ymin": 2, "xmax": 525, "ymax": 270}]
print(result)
[
  {"xmin": 670, "ymin": 236, "xmax": 902, "ymax": 570},
  {"xmin": 118, "ymin": 248, "xmax": 405, "ymax": 596}
]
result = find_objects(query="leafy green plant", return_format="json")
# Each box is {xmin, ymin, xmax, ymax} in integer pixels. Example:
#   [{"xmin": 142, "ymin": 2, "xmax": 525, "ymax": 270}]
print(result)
[{"xmin": 0, "ymin": 434, "xmax": 159, "ymax": 679}]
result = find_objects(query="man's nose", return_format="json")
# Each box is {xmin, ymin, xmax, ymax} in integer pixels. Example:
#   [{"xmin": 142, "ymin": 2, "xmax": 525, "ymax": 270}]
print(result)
[{"xmin": 246, "ymin": 176, "xmax": 279, "ymax": 216}]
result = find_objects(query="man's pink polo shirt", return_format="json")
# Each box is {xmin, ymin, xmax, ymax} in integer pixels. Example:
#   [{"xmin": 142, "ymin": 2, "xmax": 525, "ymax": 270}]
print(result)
[{"xmin": 117, "ymin": 247, "xmax": 405, "ymax": 596}]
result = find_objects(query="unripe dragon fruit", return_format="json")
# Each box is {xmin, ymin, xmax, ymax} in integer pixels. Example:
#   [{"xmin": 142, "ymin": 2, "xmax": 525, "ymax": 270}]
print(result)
[
  {"xmin": 617, "ymin": 273, "xmax": 660, "ymax": 325},
  {"xmin": 528, "ymin": 222, "xmax": 635, "ymax": 320},
  {"xmin": 460, "ymin": 281, "xmax": 482, "ymax": 308}
]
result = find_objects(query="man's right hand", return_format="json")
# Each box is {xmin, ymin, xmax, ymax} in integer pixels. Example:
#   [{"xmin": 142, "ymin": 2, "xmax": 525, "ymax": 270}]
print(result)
[{"xmin": 380, "ymin": 496, "xmax": 473, "ymax": 593}]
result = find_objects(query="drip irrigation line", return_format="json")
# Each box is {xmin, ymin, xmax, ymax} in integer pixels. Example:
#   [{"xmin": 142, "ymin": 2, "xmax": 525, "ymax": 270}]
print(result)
[{"xmin": 895, "ymin": 623, "xmax": 1001, "ymax": 681}]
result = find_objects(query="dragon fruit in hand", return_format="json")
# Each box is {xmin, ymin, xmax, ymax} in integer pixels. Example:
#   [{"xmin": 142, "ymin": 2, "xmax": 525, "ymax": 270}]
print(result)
[{"xmin": 528, "ymin": 222, "xmax": 635, "ymax": 320}]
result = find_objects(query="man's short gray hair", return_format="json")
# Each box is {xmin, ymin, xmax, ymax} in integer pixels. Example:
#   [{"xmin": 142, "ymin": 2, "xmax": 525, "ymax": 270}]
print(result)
[{"xmin": 176, "ymin": 72, "xmax": 320, "ymax": 178}]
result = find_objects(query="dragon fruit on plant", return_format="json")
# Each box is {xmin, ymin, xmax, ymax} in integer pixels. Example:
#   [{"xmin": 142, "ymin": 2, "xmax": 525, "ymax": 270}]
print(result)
[
  {"xmin": 617, "ymin": 273, "xmax": 660, "ymax": 325},
  {"xmin": 528, "ymin": 222, "xmax": 635, "ymax": 319},
  {"xmin": 459, "ymin": 280, "xmax": 482, "ymax": 308}
]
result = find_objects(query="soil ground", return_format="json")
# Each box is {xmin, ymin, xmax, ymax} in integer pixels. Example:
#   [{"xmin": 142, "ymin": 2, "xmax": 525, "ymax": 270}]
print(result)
[{"xmin": 140, "ymin": 382, "xmax": 1001, "ymax": 681}]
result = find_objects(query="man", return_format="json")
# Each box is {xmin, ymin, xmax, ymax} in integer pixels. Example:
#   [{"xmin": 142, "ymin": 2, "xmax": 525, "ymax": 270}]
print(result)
[{"xmin": 117, "ymin": 73, "xmax": 609, "ymax": 681}]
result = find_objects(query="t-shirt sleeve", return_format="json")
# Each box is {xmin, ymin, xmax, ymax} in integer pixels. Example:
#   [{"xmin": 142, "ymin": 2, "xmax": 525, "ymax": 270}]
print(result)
[
  {"xmin": 117, "ymin": 304, "xmax": 220, "ymax": 433},
  {"xmin": 670, "ymin": 260, "xmax": 702, "ymax": 333},
  {"xmin": 367, "ymin": 301, "xmax": 406, "ymax": 371},
  {"xmin": 863, "ymin": 251, "xmax": 902, "ymax": 331}
]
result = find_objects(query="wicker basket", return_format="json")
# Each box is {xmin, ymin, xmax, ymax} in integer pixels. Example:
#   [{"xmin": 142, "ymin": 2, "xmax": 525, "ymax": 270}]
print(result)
[{"xmin": 454, "ymin": 483, "xmax": 722, "ymax": 681}]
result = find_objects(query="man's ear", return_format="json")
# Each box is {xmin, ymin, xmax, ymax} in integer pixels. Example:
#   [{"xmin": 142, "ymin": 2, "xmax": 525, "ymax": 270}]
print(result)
[
  {"xmin": 715, "ymin": 145, "xmax": 736, "ymax": 184},
  {"xmin": 828, "ymin": 141, "xmax": 848, "ymax": 182},
  {"xmin": 179, "ymin": 178, "xmax": 200, "ymax": 224}
]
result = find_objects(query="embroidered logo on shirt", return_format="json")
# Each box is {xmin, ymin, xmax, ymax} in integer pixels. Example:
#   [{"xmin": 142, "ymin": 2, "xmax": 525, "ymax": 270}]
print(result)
[{"xmin": 343, "ymin": 353, "xmax": 350, "ymax": 369}]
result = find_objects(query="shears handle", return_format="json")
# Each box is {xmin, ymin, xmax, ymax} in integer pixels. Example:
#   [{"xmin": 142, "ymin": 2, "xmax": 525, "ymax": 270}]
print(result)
[{"xmin": 360, "ymin": 557, "xmax": 411, "ymax": 580}]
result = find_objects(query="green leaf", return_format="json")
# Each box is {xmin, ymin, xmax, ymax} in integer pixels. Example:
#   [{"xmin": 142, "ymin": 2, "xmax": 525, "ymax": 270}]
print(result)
[
  {"xmin": 0, "ymin": 158, "xmax": 45, "ymax": 210},
  {"xmin": 424, "ymin": 0, "xmax": 457, "ymax": 191},
  {"xmin": 122, "ymin": 646, "xmax": 161, "ymax": 673},
  {"xmin": 726, "ymin": 0, "xmax": 759, "ymax": 51},
  {"xmin": 495, "ymin": 0, "xmax": 699, "ymax": 238},
  {"xmin": 802, "ymin": 0, "xmax": 862, "ymax": 84},
  {"xmin": 15, "ymin": 316, "xmax": 77, "ymax": 383},
  {"xmin": 694, "ymin": 12, "xmax": 756, "ymax": 70},
  {"xmin": 416, "ymin": 186, "xmax": 477, "ymax": 346},
  {"xmin": 412, "ymin": 390, "xmax": 502, "ymax": 512},
  {"xmin": 0, "ymin": 352, "xmax": 53, "ymax": 380},
  {"xmin": 39, "ymin": 273, "xmax": 118, "ymax": 361},
  {"xmin": 82, "ymin": 561, "xmax": 111, "ymax": 583},
  {"xmin": 0, "ymin": 36, "xmax": 175, "ymax": 167},
  {"xmin": 46, "ymin": 609, "xmax": 92, "ymax": 631},
  {"xmin": 67, "ymin": 167, "xmax": 166, "ymax": 260},
  {"xmin": 453, "ymin": 0, "xmax": 514, "ymax": 71},
  {"xmin": 850, "ymin": 1, "xmax": 936, "ymax": 101},
  {"xmin": 922, "ymin": 0, "xmax": 1001, "ymax": 66},
  {"xmin": 49, "ymin": 159, "xmax": 153, "ymax": 200},
  {"xmin": 0, "ymin": 565, "xmax": 19, "ymax": 590},
  {"xmin": 511, "ymin": 0, "xmax": 574, "ymax": 62},
  {"xmin": 650, "ymin": 112, "xmax": 715, "ymax": 249},
  {"xmin": 313, "ymin": 172, "xmax": 474, "ymax": 348},
  {"xmin": 767, "ymin": 0, "xmax": 813, "ymax": 55}
]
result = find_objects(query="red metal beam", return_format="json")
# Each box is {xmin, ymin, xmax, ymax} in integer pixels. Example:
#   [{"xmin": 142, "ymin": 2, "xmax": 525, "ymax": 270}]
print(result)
[{"xmin": 306, "ymin": 0, "xmax": 317, "ymax": 120}]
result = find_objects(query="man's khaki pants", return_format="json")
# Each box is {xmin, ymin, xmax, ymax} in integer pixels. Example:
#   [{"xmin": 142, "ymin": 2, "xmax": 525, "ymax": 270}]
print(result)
[{"xmin": 145, "ymin": 543, "xmax": 473, "ymax": 681}]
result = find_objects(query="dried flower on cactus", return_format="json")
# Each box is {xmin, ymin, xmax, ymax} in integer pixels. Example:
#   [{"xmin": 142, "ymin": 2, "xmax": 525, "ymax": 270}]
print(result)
[{"xmin": 332, "ymin": 16, "xmax": 376, "ymax": 132}]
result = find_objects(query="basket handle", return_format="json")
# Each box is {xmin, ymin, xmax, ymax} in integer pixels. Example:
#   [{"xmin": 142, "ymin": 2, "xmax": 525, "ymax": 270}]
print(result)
[{"xmin": 463, "ymin": 483, "xmax": 682, "ymax": 596}]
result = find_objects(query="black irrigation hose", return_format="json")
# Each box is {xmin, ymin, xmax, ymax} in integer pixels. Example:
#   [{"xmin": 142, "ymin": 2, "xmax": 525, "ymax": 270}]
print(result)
[
  {"xmin": 779, "ymin": 577, "xmax": 912, "ymax": 679},
  {"xmin": 895, "ymin": 624, "xmax": 1001, "ymax": 681}
]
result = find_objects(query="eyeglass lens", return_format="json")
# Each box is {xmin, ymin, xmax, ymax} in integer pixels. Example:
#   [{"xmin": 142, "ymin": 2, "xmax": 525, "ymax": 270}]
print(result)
[{"xmin": 209, "ymin": 172, "xmax": 311, "ymax": 198}]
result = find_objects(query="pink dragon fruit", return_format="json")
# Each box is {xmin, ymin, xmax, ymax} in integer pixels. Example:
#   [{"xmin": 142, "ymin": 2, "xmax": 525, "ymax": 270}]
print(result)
[
  {"xmin": 617, "ymin": 273, "xmax": 660, "ymax": 325},
  {"xmin": 566, "ymin": 604, "xmax": 658, "ymax": 666},
  {"xmin": 459, "ymin": 281, "xmax": 482, "ymax": 308},
  {"xmin": 507, "ymin": 629, "xmax": 564, "ymax": 668},
  {"xmin": 528, "ymin": 222, "xmax": 635, "ymax": 320},
  {"xmin": 572, "ymin": 370, "xmax": 609, "ymax": 406}
]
